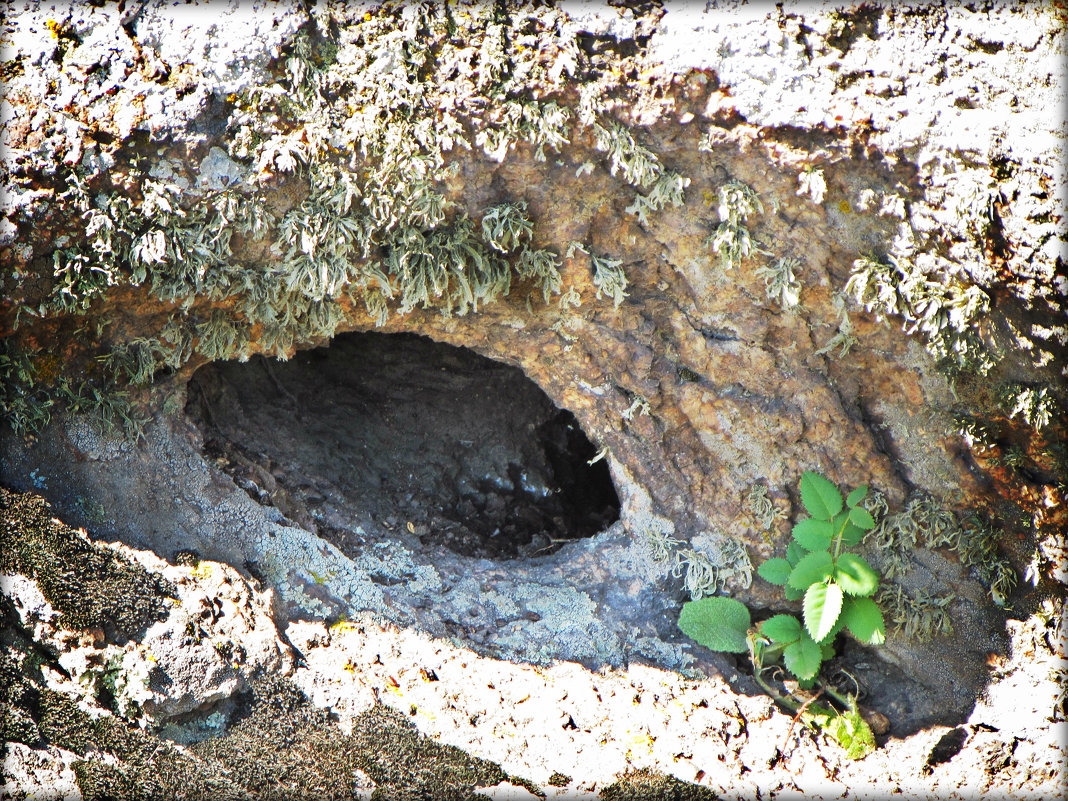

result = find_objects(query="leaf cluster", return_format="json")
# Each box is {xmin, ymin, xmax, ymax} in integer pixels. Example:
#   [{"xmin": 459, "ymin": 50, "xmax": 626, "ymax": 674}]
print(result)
[
  {"xmin": 676, "ymin": 472, "xmax": 886, "ymax": 760},
  {"xmin": 755, "ymin": 471, "xmax": 886, "ymax": 679},
  {"xmin": 679, "ymin": 473, "xmax": 885, "ymax": 686}
]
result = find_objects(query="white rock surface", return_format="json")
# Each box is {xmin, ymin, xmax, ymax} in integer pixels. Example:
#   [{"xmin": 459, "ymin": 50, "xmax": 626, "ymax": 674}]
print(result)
[
  {"xmin": 1, "ymin": 742, "xmax": 82, "ymax": 801},
  {"xmin": 115, "ymin": 544, "xmax": 295, "ymax": 722}
]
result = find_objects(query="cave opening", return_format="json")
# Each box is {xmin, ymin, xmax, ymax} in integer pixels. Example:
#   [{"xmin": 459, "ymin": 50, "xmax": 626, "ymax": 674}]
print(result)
[{"xmin": 185, "ymin": 331, "xmax": 620, "ymax": 560}]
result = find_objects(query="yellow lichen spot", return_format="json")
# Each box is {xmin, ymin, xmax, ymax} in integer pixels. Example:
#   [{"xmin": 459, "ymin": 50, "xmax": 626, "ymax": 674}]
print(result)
[
  {"xmin": 343, "ymin": 660, "xmax": 356, "ymax": 675},
  {"xmin": 46, "ymin": 19, "xmax": 61, "ymax": 38},
  {"xmin": 625, "ymin": 731, "xmax": 655, "ymax": 756},
  {"xmin": 227, "ymin": 93, "xmax": 238, "ymax": 103},
  {"xmin": 363, "ymin": 12, "xmax": 372, "ymax": 22},
  {"xmin": 330, "ymin": 620, "xmax": 359, "ymax": 634},
  {"xmin": 702, "ymin": 189, "xmax": 716, "ymax": 207},
  {"xmin": 191, "ymin": 563, "xmax": 213, "ymax": 580},
  {"xmin": 839, "ymin": 199, "xmax": 852, "ymax": 214}
]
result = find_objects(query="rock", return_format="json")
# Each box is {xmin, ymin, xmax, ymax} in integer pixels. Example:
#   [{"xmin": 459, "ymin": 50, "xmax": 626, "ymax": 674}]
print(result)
[
  {"xmin": 1, "ymin": 742, "xmax": 82, "ymax": 801},
  {"xmin": 0, "ymin": 2, "xmax": 1065, "ymax": 799}
]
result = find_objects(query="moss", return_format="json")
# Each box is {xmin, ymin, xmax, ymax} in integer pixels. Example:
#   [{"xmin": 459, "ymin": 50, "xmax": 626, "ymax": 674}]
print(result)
[
  {"xmin": 0, "ymin": 647, "xmax": 43, "ymax": 746},
  {"xmin": 6, "ymin": 643, "xmax": 528, "ymax": 800},
  {"xmin": 548, "ymin": 771, "xmax": 571, "ymax": 787},
  {"xmin": 599, "ymin": 768, "xmax": 717, "ymax": 801},
  {"xmin": 193, "ymin": 675, "xmax": 519, "ymax": 800},
  {"xmin": 0, "ymin": 487, "xmax": 175, "ymax": 639}
]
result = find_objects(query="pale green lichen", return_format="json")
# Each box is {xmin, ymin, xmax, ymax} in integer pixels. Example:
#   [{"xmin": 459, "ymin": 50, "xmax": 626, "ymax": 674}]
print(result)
[
  {"xmin": 9, "ymin": 3, "xmax": 717, "ymax": 442},
  {"xmin": 707, "ymin": 180, "xmax": 763, "ymax": 271},
  {"xmin": 755, "ymin": 257, "xmax": 802, "ymax": 311},
  {"xmin": 591, "ymin": 252, "xmax": 628, "ymax": 308},
  {"xmin": 644, "ymin": 522, "xmax": 753, "ymax": 600},
  {"xmin": 621, "ymin": 394, "xmax": 650, "ymax": 422},
  {"xmin": 869, "ymin": 492, "xmax": 1016, "ymax": 606},
  {"xmin": 796, "ymin": 166, "xmax": 826, "ymax": 205},
  {"xmin": 997, "ymin": 382, "xmax": 1058, "ymax": 431},
  {"xmin": 480, "ymin": 202, "xmax": 533, "ymax": 253},
  {"xmin": 877, "ymin": 584, "xmax": 954, "ymax": 640},
  {"xmin": 625, "ymin": 170, "xmax": 690, "ymax": 226},
  {"xmin": 816, "ymin": 294, "xmax": 858, "ymax": 358},
  {"xmin": 844, "ymin": 253, "xmax": 995, "ymax": 374},
  {"xmin": 592, "ymin": 120, "xmax": 663, "ymax": 190},
  {"xmin": 746, "ymin": 483, "xmax": 787, "ymax": 532}
]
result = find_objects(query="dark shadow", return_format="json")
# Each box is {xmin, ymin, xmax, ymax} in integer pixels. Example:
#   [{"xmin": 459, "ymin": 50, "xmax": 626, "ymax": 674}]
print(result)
[{"xmin": 185, "ymin": 331, "xmax": 620, "ymax": 561}]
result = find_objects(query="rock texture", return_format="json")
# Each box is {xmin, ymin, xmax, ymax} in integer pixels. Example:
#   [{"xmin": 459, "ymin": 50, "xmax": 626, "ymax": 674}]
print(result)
[{"xmin": 1, "ymin": 1, "xmax": 1065, "ymax": 798}]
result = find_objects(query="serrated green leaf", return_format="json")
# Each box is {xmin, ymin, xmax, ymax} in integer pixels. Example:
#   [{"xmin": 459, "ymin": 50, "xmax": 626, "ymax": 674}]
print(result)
[
  {"xmin": 784, "ymin": 583, "xmax": 804, "ymax": 601},
  {"xmin": 835, "ymin": 553, "xmax": 880, "ymax": 596},
  {"xmin": 801, "ymin": 703, "xmax": 836, "ymax": 728},
  {"xmin": 831, "ymin": 510, "xmax": 850, "ymax": 537},
  {"xmin": 757, "ymin": 558, "xmax": 792, "ymax": 586},
  {"xmin": 787, "ymin": 550, "xmax": 833, "ymax": 589},
  {"xmin": 842, "ymin": 596, "xmax": 886, "ymax": 645},
  {"xmin": 816, "ymin": 610, "xmax": 847, "ymax": 646},
  {"xmin": 849, "ymin": 506, "xmax": 876, "ymax": 530},
  {"xmin": 804, "ymin": 580, "xmax": 844, "ymax": 642},
  {"xmin": 827, "ymin": 711, "xmax": 877, "ymax": 760},
  {"xmin": 800, "ymin": 471, "xmax": 843, "ymax": 521},
  {"xmin": 792, "ymin": 518, "xmax": 834, "ymax": 551},
  {"xmin": 846, "ymin": 485, "xmax": 868, "ymax": 508},
  {"xmin": 786, "ymin": 540, "xmax": 806, "ymax": 564},
  {"xmin": 678, "ymin": 596, "xmax": 752, "ymax": 653},
  {"xmin": 820, "ymin": 641, "xmax": 836, "ymax": 660},
  {"xmin": 783, "ymin": 635, "xmax": 822, "ymax": 680},
  {"xmin": 760, "ymin": 614, "xmax": 801, "ymax": 644},
  {"xmin": 839, "ymin": 521, "xmax": 867, "ymax": 547}
]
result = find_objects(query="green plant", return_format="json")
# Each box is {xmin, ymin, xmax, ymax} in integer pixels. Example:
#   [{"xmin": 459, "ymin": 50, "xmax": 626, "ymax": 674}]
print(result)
[
  {"xmin": 676, "ymin": 472, "xmax": 886, "ymax": 759},
  {"xmin": 755, "ymin": 472, "xmax": 885, "ymax": 654}
]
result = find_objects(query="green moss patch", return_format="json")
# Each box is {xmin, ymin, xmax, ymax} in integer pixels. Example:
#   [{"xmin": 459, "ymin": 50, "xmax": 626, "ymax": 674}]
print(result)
[
  {"xmin": 194, "ymin": 674, "xmax": 519, "ymax": 800},
  {"xmin": 599, "ymin": 767, "xmax": 718, "ymax": 800},
  {"xmin": 0, "ymin": 486, "xmax": 174, "ymax": 639}
]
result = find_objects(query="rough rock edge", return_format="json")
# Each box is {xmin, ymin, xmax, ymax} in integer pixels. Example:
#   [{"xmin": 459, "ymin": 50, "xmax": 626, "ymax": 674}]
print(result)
[{"xmin": 2, "ymin": 487, "xmax": 1064, "ymax": 799}]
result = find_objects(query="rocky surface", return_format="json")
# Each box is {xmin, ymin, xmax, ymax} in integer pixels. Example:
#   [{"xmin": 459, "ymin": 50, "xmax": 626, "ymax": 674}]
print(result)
[
  {"xmin": 2, "ymin": 488, "xmax": 1065, "ymax": 799},
  {"xmin": 1, "ymin": 1, "xmax": 1065, "ymax": 799}
]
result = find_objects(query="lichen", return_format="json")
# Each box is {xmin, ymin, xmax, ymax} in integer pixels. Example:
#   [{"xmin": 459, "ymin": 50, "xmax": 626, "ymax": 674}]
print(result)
[
  {"xmin": 3, "ymin": 2, "xmax": 686, "ymax": 436},
  {"xmin": 706, "ymin": 179, "xmax": 764, "ymax": 271},
  {"xmin": 755, "ymin": 256, "xmax": 802, "ymax": 311},
  {"xmin": 868, "ymin": 491, "xmax": 1016, "ymax": 608},
  {"xmin": 844, "ymin": 253, "xmax": 996, "ymax": 375}
]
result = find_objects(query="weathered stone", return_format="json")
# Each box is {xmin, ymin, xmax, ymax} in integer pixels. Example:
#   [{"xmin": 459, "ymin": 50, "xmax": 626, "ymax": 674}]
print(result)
[{"xmin": 1, "ymin": 2, "xmax": 1065, "ymax": 798}]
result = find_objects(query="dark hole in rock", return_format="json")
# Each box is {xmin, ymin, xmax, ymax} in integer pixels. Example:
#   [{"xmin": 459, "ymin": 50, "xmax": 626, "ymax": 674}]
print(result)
[
  {"xmin": 185, "ymin": 331, "xmax": 620, "ymax": 560},
  {"xmin": 924, "ymin": 726, "xmax": 970, "ymax": 773}
]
